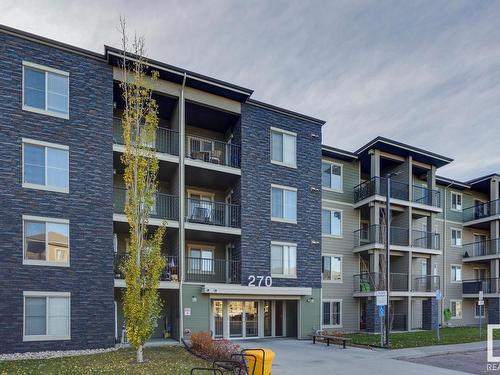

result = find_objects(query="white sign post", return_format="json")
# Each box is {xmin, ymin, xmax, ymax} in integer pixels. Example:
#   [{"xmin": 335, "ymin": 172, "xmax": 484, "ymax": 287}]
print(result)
[
  {"xmin": 376, "ymin": 291, "xmax": 388, "ymax": 346},
  {"xmin": 435, "ymin": 289, "xmax": 442, "ymax": 341},
  {"xmin": 479, "ymin": 291, "xmax": 484, "ymax": 338},
  {"xmin": 376, "ymin": 291, "xmax": 388, "ymax": 306}
]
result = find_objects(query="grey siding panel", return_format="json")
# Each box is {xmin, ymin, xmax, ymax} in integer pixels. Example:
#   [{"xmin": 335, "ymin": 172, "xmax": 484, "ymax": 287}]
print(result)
[{"xmin": 321, "ymin": 157, "xmax": 359, "ymax": 204}]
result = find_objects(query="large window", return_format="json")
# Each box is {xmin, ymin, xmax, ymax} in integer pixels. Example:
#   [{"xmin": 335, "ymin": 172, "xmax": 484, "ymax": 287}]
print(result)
[
  {"xmin": 270, "ymin": 128, "xmax": 296, "ymax": 168},
  {"xmin": 271, "ymin": 185, "xmax": 297, "ymax": 222},
  {"xmin": 322, "ymin": 162, "xmax": 342, "ymax": 191},
  {"xmin": 23, "ymin": 216, "xmax": 69, "ymax": 266},
  {"xmin": 451, "ymin": 192, "xmax": 462, "ymax": 211},
  {"xmin": 23, "ymin": 139, "xmax": 69, "ymax": 193},
  {"xmin": 450, "ymin": 300, "xmax": 462, "ymax": 319},
  {"xmin": 451, "ymin": 228, "xmax": 462, "ymax": 247},
  {"xmin": 188, "ymin": 246, "xmax": 214, "ymax": 273},
  {"xmin": 451, "ymin": 265, "xmax": 462, "ymax": 283},
  {"xmin": 24, "ymin": 292, "xmax": 70, "ymax": 341},
  {"xmin": 23, "ymin": 62, "xmax": 69, "ymax": 118},
  {"xmin": 322, "ymin": 300, "xmax": 342, "ymax": 327},
  {"xmin": 271, "ymin": 242, "xmax": 297, "ymax": 278},
  {"xmin": 322, "ymin": 255, "xmax": 342, "ymax": 282},
  {"xmin": 322, "ymin": 209, "xmax": 342, "ymax": 237}
]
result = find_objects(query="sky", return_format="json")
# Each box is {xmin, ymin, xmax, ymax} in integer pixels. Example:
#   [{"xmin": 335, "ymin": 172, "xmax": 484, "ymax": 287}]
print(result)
[{"xmin": 2, "ymin": 0, "xmax": 499, "ymax": 181}]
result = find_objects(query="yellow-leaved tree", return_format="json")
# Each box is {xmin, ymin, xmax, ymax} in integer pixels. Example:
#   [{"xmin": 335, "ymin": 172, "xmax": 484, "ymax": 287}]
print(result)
[{"xmin": 119, "ymin": 18, "xmax": 166, "ymax": 363}]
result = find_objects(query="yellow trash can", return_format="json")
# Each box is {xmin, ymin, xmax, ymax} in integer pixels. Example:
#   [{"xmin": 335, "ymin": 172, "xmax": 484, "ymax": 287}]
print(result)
[{"xmin": 244, "ymin": 348, "xmax": 275, "ymax": 375}]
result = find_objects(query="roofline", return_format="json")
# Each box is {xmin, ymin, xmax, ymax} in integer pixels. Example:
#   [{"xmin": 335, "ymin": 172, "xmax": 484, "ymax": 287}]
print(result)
[
  {"xmin": 105, "ymin": 46, "xmax": 253, "ymax": 99},
  {"xmin": 0, "ymin": 23, "xmax": 105, "ymax": 61},
  {"xmin": 355, "ymin": 136, "xmax": 453, "ymax": 164},
  {"xmin": 246, "ymin": 99, "xmax": 326, "ymax": 125},
  {"xmin": 322, "ymin": 145, "xmax": 358, "ymax": 160},
  {"xmin": 466, "ymin": 173, "xmax": 500, "ymax": 185},
  {"xmin": 436, "ymin": 175, "xmax": 470, "ymax": 189}
]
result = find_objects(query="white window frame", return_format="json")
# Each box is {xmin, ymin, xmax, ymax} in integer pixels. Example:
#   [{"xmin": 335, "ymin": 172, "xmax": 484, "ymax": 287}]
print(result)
[
  {"xmin": 22, "ymin": 215, "xmax": 70, "ymax": 267},
  {"xmin": 450, "ymin": 191, "xmax": 462, "ymax": 211},
  {"xmin": 474, "ymin": 300, "xmax": 485, "ymax": 319},
  {"xmin": 450, "ymin": 299, "xmax": 462, "ymax": 319},
  {"xmin": 22, "ymin": 138, "xmax": 69, "ymax": 193},
  {"xmin": 450, "ymin": 228, "xmax": 463, "ymax": 247},
  {"xmin": 322, "ymin": 161, "xmax": 343, "ymax": 192},
  {"xmin": 271, "ymin": 184, "xmax": 297, "ymax": 224},
  {"xmin": 270, "ymin": 241, "xmax": 297, "ymax": 279},
  {"xmin": 450, "ymin": 264, "xmax": 462, "ymax": 283},
  {"xmin": 187, "ymin": 244, "xmax": 215, "ymax": 273},
  {"xmin": 321, "ymin": 299, "xmax": 342, "ymax": 328},
  {"xmin": 321, "ymin": 254, "xmax": 343, "ymax": 283},
  {"xmin": 322, "ymin": 208, "xmax": 343, "ymax": 238},
  {"xmin": 22, "ymin": 61, "xmax": 70, "ymax": 119},
  {"xmin": 270, "ymin": 127, "xmax": 297, "ymax": 169},
  {"xmin": 23, "ymin": 291, "xmax": 71, "ymax": 341}
]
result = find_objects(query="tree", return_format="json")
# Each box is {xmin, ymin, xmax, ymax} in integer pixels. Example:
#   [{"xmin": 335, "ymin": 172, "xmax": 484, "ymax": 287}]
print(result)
[{"xmin": 118, "ymin": 18, "xmax": 166, "ymax": 363}]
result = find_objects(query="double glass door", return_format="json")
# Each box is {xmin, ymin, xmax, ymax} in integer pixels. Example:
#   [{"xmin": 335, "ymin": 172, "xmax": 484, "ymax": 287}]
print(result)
[{"xmin": 228, "ymin": 301, "xmax": 258, "ymax": 338}]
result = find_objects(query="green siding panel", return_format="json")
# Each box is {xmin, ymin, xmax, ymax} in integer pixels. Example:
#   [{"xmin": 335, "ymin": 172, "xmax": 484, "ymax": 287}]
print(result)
[{"xmin": 321, "ymin": 157, "xmax": 359, "ymax": 204}]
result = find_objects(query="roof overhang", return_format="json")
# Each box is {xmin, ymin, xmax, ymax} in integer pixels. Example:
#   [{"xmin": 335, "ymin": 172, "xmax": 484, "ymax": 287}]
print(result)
[
  {"xmin": 322, "ymin": 145, "xmax": 358, "ymax": 161},
  {"xmin": 466, "ymin": 173, "xmax": 500, "ymax": 192},
  {"xmin": 436, "ymin": 175, "xmax": 470, "ymax": 189},
  {"xmin": 201, "ymin": 284, "xmax": 312, "ymax": 297}
]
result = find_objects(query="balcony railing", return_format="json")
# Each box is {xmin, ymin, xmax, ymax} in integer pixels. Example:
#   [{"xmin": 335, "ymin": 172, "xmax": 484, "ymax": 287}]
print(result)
[
  {"xmin": 185, "ymin": 135, "xmax": 241, "ymax": 168},
  {"xmin": 184, "ymin": 257, "xmax": 240, "ymax": 283},
  {"xmin": 353, "ymin": 272, "xmax": 408, "ymax": 292},
  {"xmin": 354, "ymin": 225, "xmax": 409, "ymax": 247},
  {"xmin": 412, "ymin": 275, "xmax": 440, "ymax": 292},
  {"xmin": 463, "ymin": 238, "xmax": 500, "ymax": 258},
  {"xmin": 113, "ymin": 117, "xmax": 179, "ymax": 156},
  {"xmin": 113, "ymin": 187, "xmax": 179, "ymax": 221},
  {"xmin": 412, "ymin": 185, "xmax": 441, "ymax": 208},
  {"xmin": 412, "ymin": 229, "xmax": 440, "ymax": 250},
  {"xmin": 463, "ymin": 278, "xmax": 499, "ymax": 294},
  {"xmin": 185, "ymin": 198, "xmax": 240, "ymax": 228},
  {"xmin": 463, "ymin": 199, "xmax": 500, "ymax": 222},
  {"xmin": 354, "ymin": 176, "xmax": 409, "ymax": 203},
  {"xmin": 114, "ymin": 255, "xmax": 179, "ymax": 282}
]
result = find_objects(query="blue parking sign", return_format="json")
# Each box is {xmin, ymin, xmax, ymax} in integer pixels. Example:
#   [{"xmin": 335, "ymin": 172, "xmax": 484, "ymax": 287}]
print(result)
[{"xmin": 378, "ymin": 305, "xmax": 385, "ymax": 317}]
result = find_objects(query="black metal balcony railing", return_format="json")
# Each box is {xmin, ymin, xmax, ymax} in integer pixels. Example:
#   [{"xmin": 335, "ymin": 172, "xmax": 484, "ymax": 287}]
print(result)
[
  {"xmin": 113, "ymin": 187, "xmax": 179, "ymax": 221},
  {"xmin": 412, "ymin": 185, "xmax": 441, "ymax": 208},
  {"xmin": 184, "ymin": 257, "xmax": 240, "ymax": 283},
  {"xmin": 463, "ymin": 278, "xmax": 499, "ymax": 294},
  {"xmin": 463, "ymin": 238, "xmax": 500, "ymax": 258},
  {"xmin": 413, "ymin": 275, "xmax": 440, "ymax": 292},
  {"xmin": 412, "ymin": 229, "xmax": 440, "ymax": 250},
  {"xmin": 463, "ymin": 199, "xmax": 500, "ymax": 222},
  {"xmin": 354, "ymin": 176, "xmax": 409, "ymax": 203},
  {"xmin": 185, "ymin": 198, "xmax": 240, "ymax": 228},
  {"xmin": 353, "ymin": 272, "xmax": 408, "ymax": 292},
  {"xmin": 113, "ymin": 117, "xmax": 180, "ymax": 156},
  {"xmin": 185, "ymin": 135, "xmax": 241, "ymax": 169},
  {"xmin": 354, "ymin": 224, "xmax": 409, "ymax": 247},
  {"xmin": 114, "ymin": 255, "xmax": 179, "ymax": 282}
]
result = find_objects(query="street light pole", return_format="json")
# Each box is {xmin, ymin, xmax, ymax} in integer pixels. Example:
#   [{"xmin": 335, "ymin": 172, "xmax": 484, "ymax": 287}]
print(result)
[{"xmin": 385, "ymin": 176, "xmax": 391, "ymax": 348}]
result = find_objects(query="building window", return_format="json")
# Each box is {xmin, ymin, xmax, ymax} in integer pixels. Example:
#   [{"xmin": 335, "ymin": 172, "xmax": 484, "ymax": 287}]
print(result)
[
  {"xmin": 450, "ymin": 300, "xmax": 462, "ymax": 319},
  {"xmin": 451, "ymin": 192, "xmax": 462, "ymax": 211},
  {"xmin": 271, "ymin": 242, "xmax": 297, "ymax": 278},
  {"xmin": 322, "ymin": 162, "xmax": 342, "ymax": 191},
  {"xmin": 23, "ymin": 62, "xmax": 69, "ymax": 118},
  {"xmin": 451, "ymin": 228, "xmax": 462, "ymax": 246},
  {"xmin": 322, "ymin": 255, "xmax": 342, "ymax": 282},
  {"xmin": 24, "ymin": 292, "xmax": 70, "ymax": 341},
  {"xmin": 271, "ymin": 185, "xmax": 297, "ymax": 222},
  {"xmin": 270, "ymin": 128, "xmax": 296, "ymax": 168},
  {"xmin": 475, "ymin": 301, "xmax": 485, "ymax": 318},
  {"xmin": 23, "ymin": 216, "xmax": 69, "ymax": 266},
  {"xmin": 22, "ymin": 139, "xmax": 69, "ymax": 193},
  {"xmin": 451, "ymin": 265, "xmax": 462, "ymax": 283},
  {"xmin": 322, "ymin": 209, "xmax": 342, "ymax": 237},
  {"xmin": 322, "ymin": 300, "xmax": 342, "ymax": 327},
  {"xmin": 188, "ymin": 246, "xmax": 214, "ymax": 273}
]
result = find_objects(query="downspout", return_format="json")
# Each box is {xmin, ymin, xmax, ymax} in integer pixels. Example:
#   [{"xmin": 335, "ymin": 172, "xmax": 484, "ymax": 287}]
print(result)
[
  {"xmin": 442, "ymin": 182, "xmax": 453, "ymax": 325},
  {"xmin": 179, "ymin": 73, "xmax": 187, "ymax": 341}
]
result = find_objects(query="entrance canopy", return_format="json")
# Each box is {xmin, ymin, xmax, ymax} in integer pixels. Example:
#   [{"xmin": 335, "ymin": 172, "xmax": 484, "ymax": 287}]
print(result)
[{"xmin": 201, "ymin": 284, "xmax": 312, "ymax": 298}]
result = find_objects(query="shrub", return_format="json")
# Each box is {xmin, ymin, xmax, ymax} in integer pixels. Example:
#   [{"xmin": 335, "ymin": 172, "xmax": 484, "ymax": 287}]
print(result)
[{"xmin": 190, "ymin": 331, "xmax": 241, "ymax": 361}]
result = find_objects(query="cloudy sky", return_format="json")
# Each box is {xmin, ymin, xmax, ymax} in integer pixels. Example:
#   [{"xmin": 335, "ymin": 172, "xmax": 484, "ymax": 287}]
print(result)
[{"xmin": 2, "ymin": 0, "xmax": 499, "ymax": 180}]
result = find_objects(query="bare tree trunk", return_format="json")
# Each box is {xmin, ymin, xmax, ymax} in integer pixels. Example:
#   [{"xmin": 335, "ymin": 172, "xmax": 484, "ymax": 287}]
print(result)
[{"xmin": 137, "ymin": 344, "xmax": 143, "ymax": 363}]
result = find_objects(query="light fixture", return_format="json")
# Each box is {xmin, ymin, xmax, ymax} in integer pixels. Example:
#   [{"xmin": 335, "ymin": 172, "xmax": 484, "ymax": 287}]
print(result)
[
  {"xmin": 191, "ymin": 296, "xmax": 197, "ymax": 303},
  {"xmin": 306, "ymin": 297, "xmax": 315, "ymax": 303}
]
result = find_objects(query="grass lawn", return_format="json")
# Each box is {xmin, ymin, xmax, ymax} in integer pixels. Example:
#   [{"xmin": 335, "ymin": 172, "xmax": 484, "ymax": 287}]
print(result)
[
  {"xmin": 346, "ymin": 326, "xmax": 494, "ymax": 349},
  {"xmin": 0, "ymin": 346, "xmax": 209, "ymax": 375}
]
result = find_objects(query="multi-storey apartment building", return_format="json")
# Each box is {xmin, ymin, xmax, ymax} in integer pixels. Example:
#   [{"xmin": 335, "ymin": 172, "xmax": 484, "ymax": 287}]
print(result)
[{"xmin": 0, "ymin": 24, "xmax": 498, "ymax": 354}]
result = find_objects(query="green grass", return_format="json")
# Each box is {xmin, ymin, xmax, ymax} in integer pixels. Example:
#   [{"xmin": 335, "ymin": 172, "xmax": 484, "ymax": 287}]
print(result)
[
  {"xmin": 346, "ymin": 326, "xmax": 494, "ymax": 349},
  {"xmin": 0, "ymin": 346, "xmax": 209, "ymax": 375}
]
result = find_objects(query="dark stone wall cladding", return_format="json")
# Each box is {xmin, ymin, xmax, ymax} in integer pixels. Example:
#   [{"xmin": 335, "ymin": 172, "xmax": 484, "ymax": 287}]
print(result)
[
  {"xmin": 422, "ymin": 298, "xmax": 438, "ymax": 330},
  {"xmin": 0, "ymin": 33, "xmax": 114, "ymax": 353},
  {"xmin": 239, "ymin": 104, "xmax": 322, "ymax": 288},
  {"xmin": 489, "ymin": 298, "xmax": 500, "ymax": 324}
]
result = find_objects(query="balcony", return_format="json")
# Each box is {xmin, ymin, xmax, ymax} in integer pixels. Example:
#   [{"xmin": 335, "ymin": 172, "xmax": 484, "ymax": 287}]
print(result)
[
  {"xmin": 114, "ymin": 255, "xmax": 179, "ymax": 282},
  {"xmin": 463, "ymin": 238, "xmax": 500, "ymax": 259},
  {"xmin": 463, "ymin": 278, "xmax": 499, "ymax": 294},
  {"xmin": 185, "ymin": 134, "xmax": 240, "ymax": 169},
  {"xmin": 353, "ymin": 272, "xmax": 408, "ymax": 293},
  {"xmin": 184, "ymin": 257, "xmax": 240, "ymax": 284},
  {"xmin": 412, "ymin": 275, "xmax": 440, "ymax": 292},
  {"xmin": 412, "ymin": 185, "xmax": 441, "ymax": 208},
  {"xmin": 463, "ymin": 199, "xmax": 500, "ymax": 224},
  {"xmin": 354, "ymin": 225, "xmax": 440, "ymax": 251},
  {"xmin": 113, "ymin": 117, "xmax": 179, "ymax": 156},
  {"xmin": 185, "ymin": 198, "xmax": 240, "ymax": 228},
  {"xmin": 113, "ymin": 187, "xmax": 179, "ymax": 221}
]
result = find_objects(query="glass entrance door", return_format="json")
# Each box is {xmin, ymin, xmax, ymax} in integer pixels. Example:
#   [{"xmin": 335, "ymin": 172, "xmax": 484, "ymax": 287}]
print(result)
[
  {"xmin": 213, "ymin": 300, "xmax": 224, "ymax": 338},
  {"xmin": 263, "ymin": 301, "xmax": 272, "ymax": 337},
  {"xmin": 245, "ymin": 301, "xmax": 258, "ymax": 337},
  {"xmin": 229, "ymin": 301, "xmax": 244, "ymax": 338}
]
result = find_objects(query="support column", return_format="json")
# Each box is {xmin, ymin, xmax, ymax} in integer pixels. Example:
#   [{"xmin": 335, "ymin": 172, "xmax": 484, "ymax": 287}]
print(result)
[
  {"xmin": 365, "ymin": 298, "xmax": 382, "ymax": 333},
  {"xmin": 422, "ymin": 298, "xmax": 439, "ymax": 330},
  {"xmin": 488, "ymin": 298, "xmax": 500, "ymax": 324}
]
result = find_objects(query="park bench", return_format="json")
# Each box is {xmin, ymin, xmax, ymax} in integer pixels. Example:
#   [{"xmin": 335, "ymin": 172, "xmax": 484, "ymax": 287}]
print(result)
[{"xmin": 312, "ymin": 332, "xmax": 351, "ymax": 349}]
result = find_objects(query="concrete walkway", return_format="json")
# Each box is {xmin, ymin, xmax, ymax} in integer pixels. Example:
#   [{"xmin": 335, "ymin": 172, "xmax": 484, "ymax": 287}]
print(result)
[{"xmin": 237, "ymin": 338, "xmax": 495, "ymax": 375}]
